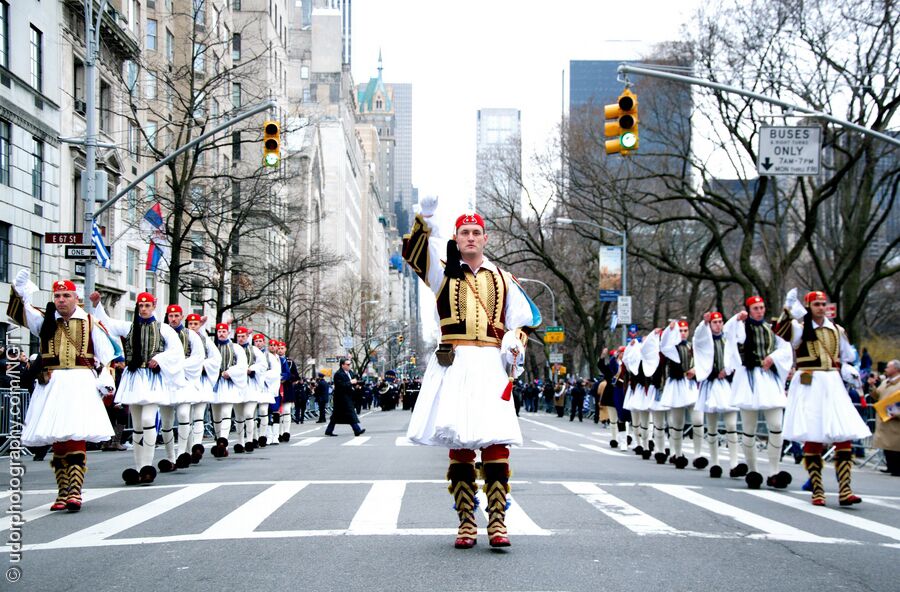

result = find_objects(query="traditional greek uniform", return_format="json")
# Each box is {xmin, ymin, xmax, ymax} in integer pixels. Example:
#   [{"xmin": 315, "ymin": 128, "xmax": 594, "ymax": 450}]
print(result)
[
  {"xmin": 93, "ymin": 298, "xmax": 184, "ymax": 485},
  {"xmin": 622, "ymin": 340, "xmax": 651, "ymax": 458},
  {"xmin": 775, "ymin": 290, "xmax": 871, "ymax": 506},
  {"xmin": 723, "ymin": 305, "xmax": 793, "ymax": 489},
  {"xmin": 211, "ymin": 334, "xmax": 248, "ymax": 456},
  {"xmin": 8, "ymin": 274, "xmax": 116, "ymax": 511},
  {"xmin": 254, "ymin": 342, "xmax": 281, "ymax": 447},
  {"xmin": 158, "ymin": 323, "xmax": 204, "ymax": 472},
  {"xmin": 693, "ymin": 319, "xmax": 740, "ymax": 478},
  {"xmin": 403, "ymin": 212, "xmax": 541, "ymax": 549},
  {"xmin": 641, "ymin": 332, "xmax": 674, "ymax": 464},
  {"xmin": 277, "ymin": 350, "xmax": 301, "ymax": 441},
  {"xmin": 190, "ymin": 323, "xmax": 221, "ymax": 462},
  {"xmin": 235, "ymin": 340, "xmax": 268, "ymax": 452},
  {"xmin": 659, "ymin": 323, "xmax": 699, "ymax": 468}
]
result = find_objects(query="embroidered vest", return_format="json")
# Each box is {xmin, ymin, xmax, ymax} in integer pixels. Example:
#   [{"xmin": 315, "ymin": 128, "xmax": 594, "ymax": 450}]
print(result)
[
  {"xmin": 710, "ymin": 335, "xmax": 725, "ymax": 377},
  {"xmin": 122, "ymin": 322, "xmax": 165, "ymax": 368},
  {"xmin": 667, "ymin": 342, "xmax": 693, "ymax": 380},
  {"xmin": 41, "ymin": 317, "xmax": 95, "ymax": 370},
  {"xmin": 243, "ymin": 344, "xmax": 256, "ymax": 366},
  {"xmin": 795, "ymin": 324, "xmax": 841, "ymax": 371},
  {"xmin": 176, "ymin": 326, "xmax": 192, "ymax": 357},
  {"xmin": 218, "ymin": 341, "xmax": 235, "ymax": 378},
  {"xmin": 436, "ymin": 268, "xmax": 509, "ymax": 345},
  {"xmin": 738, "ymin": 322, "xmax": 775, "ymax": 369}
]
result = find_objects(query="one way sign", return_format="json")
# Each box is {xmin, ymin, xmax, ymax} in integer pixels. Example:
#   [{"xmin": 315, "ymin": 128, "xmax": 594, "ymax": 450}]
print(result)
[{"xmin": 757, "ymin": 126, "xmax": 821, "ymax": 176}]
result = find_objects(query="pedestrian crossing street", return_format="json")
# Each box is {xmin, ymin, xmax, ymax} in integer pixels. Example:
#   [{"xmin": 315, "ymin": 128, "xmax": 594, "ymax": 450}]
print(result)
[{"xmin": 3, "ymin": 479, "xmax": 899, "ymax": 553}]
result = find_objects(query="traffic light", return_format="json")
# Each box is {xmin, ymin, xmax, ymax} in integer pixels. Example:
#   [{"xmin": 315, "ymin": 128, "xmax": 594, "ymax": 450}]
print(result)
[
  {"xmin": 398, "ymin": 335, "xmax": 404, "ymax": 344},
  {"xmin": 262, "ymin": 120, "xmax": 280, "ymax": 167},
  {"xmin": 604, "ymin": 89, "xmax": 639, "ymax": 155}
]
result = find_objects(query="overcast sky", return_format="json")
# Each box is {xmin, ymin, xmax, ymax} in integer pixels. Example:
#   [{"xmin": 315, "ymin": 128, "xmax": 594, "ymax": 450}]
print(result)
[{"xmin": 351, "ymin": 0, "xmax": 701, "ymax": 219}]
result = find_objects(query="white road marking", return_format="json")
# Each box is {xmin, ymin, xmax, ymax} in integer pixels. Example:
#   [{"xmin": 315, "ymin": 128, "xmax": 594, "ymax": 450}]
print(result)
[
  {"xmin": 395, "ymin": 437, "xmax": 414, "ymax": 446},
  {"xmin": 204, "ymin": 482, "xmax": 308, "ymax": 536},
  {"xmin": 0, "ymin": 488, "xmax": 120, "ymax": 533},
  {"xmin": 580, "ymin": 443, "xmax": 624, "ymax": 457},
  {"xmin": 476, "ymin": 491, "xmax": 552, "ymax": 536},
  {"xmin": 291, "ymin": 437, "xmax": 324, "ymax": 447},
  {"xmin": 651, "ymin": 484, "xmax": 851, "ymax": 544},
  {"xmin": 559, "ymin": 481, "xmax": 679, "ymax": 536},
  {"xmin": 743, "ymin": 489, "xmax": 900, "ymax": 542},
  {"xmin": 531, "ymin": 440, "xmax": 573, "ymax": 452},
  {"xmin": 343, "ymin": 436, "xmax": 371, "ymax": 447},
  {"xmin": 348, "ymin": 481, "xmax": 407, "ymax": 535}
]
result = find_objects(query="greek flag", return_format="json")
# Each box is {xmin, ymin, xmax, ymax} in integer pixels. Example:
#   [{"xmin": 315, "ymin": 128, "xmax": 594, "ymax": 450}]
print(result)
[{"xmin": 92, "ymin": 222, "xmax": 111, "ymax": 269}]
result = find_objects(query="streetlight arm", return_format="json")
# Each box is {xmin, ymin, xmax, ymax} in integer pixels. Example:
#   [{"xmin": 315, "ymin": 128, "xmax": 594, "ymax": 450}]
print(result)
[{"xmin": 554, "ymin": 217, "xmax": 624, "ymax": 240}]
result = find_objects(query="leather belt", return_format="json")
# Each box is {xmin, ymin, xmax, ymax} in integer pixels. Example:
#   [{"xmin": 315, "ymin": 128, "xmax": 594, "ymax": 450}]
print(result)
[{"xmin": 441, "ymin": 339, "xmax": 500, "ymax": 348}]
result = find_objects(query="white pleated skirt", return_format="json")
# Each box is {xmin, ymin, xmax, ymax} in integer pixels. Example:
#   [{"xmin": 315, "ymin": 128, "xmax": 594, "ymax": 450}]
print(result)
[
  {"xmin": 630, "ymin": 385, "xmax": 652, "ymax": 411},
  {"xmin": 622, "ymin": 385, "xmax": 636, "ymax": 410},
  {"xmin": 784, "ymin": 371, "xmax": 871, "ymax": 443},
  {"xmin": 115, "ymin": 368, "xmax": 170, "ymax": 406},
  {"xmin": 195, "ymin": 375, "xmax": 216, "ymax": 403},
  {"xmin": 658, "ymin": 378, "xmax": 698, "ymax": 409},
  {"xmin": 697, "ymin": 378, "xmax": 738, "ymax": 413},
  {"xmin": 214, "ymin": 378, "xmax": 245, "ymax": 404},
  {"xmin": 169, "ymin": 381, "xmax": 201, "ymax": 405},
  {"xmin": 407, "ymin": 346, "xmax": 522, "ymax": 449},
  {"xmin": 21, "ymin": 368, "xmax": 113, "ymax": 446},
  {"xmin": 730, "ymin": 367, "xmax": 786, "ymax": 410},
  {"xmin": 647, "ymin": 385, "xmax": 669, "ymax": 411}
]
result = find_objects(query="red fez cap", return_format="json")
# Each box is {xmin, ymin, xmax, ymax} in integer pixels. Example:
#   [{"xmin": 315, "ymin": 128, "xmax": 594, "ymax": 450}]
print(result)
[
  {"xmin": 252, "ymin": 333, "xmax": 265, "ymax": 341},
  {"xmin": 745, "ymin": 295, "xmax": 765, "ymax": 307},
  {"xmin": 617, "ymin": 346, "xmax": 626, "ymax": 353},
  {"xmin": 708, "ymin": 312, "xmax": 724, "ymax": 321},
  {"xmin": 269, "ymin": 338, "xmax": 279, "ymax": 347},
  {"xmin": 235, "ymin": 326, "xmax": 250, "ymax": 335},
  {"xmin": 279, "ymin": 341, "xmax": 286, "ymax": 347},
  {"xmin": 186, "ymin": 313, "xmax": 201, "ymax": 323},
  {"xmin": 677, "ymin": 320, "xmax": 689, "ymax": 328},
  {"xmin": 805, "ymin": 290, "xmax": 828, "ymax": 303},
  {"xmin": 455, "ymin": 213, "xmax": 485, "ymax": 230},
  {"xmin": 136, "ymin": 292, "xmax": 156, "ymax": 304},
  {"xmin": 215, "ymin": 323, "xmax": 229, "ymax": 331},
  {"xmin": 52, "ymin": 279, "xmax": 77, "ymax": 293},
  {"xmin": 166, "ymin": 304, "xmax": 183, "ymax": 315}
]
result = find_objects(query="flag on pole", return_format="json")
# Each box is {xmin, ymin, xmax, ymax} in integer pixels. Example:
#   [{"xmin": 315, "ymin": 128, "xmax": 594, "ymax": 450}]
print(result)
[
  {"xmin": 609, "ymin": 310, "xmax": 618, "ymax": 331},
  {"xmin": 143, "ymin": 202, "xmax": 163, "ymax": 229},
  {"xmin": 146, "ymin": 240, "xmax": 163, "ymax": 272},
  {"xmin": 92, "ymin": 222, "xmax": 111, "ymax": 269}
]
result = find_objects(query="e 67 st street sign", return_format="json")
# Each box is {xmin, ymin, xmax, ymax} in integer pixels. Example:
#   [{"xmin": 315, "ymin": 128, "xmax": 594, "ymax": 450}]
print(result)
[{"xmin": 758, "ymin": 126, "xmax": 821, "ymax": 176}]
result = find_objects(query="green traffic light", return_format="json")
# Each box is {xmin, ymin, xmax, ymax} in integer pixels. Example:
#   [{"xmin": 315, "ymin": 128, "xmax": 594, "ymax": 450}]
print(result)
[
  {"xmin": 621, "ymin": 132, "xmax": 637, "ymax": 149},
  {"xmin": 264, "ymin": 153, "xmax": 280, "ymax": 167}
]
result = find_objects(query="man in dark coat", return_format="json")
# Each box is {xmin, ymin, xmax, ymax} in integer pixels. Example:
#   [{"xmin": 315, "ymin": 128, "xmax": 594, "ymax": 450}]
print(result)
[
  {"xmin": 324, "ymin": 359, "xmax": 365, "ymax": 436},
  {"xmin": 315, "ymin": 373, "xmax": 330, "ymax": 423}
]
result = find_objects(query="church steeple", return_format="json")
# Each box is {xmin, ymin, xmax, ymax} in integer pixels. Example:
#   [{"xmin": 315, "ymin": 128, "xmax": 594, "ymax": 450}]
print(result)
[{"xmin": 377, "ymin": 48, "xmax": 383, "ymax": 79}]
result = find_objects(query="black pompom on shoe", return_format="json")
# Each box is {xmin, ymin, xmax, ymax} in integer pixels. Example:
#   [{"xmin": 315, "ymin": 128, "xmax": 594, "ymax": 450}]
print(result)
[
  {"xmin": 730, "ymin": 463, "xmax": 749, "ymax": 478},
  {"xmin": 655, "ymin": 452, "xmax": 668, "ymax": 465},
  {"xmin": 157, "ymin": 459, "xmax": 176, "ymax": 473},
  {"xmin": 627, "ymin": 435, "xmax": 633, "ymax": 446},
  {"xmin": 610, "ymin": 440, "xmax": 619, "ymax": 449},
  {"xmin": 633, "ymin": 445, "xmax": 644, "ymax": 455},
  {"xmin": 176, "ymin": 453, "xmax": 192, "ymax": 469},
  {"xmin": 709, "ymin": 465, "xmax": 723, "ymax": 478},
  {"xmin": 216, "ymin": 437, "xmax": 229, "ymax": 449},
  {"xmin": 693, "ymin": 456, "xmax": 709, "ymax": 470},
  {"xmin": 139, "ymin": 465, "xmax": 157, "ymax": 485},
  {"xmin": 641, "ymin": 449, "xmax": 652, "ymax": 460},
  {"xmin": 674, "ymin": 455, "xmax": 689, "ymax": 469},
  {"xmin": 122, "ymin": 468, "xmax": 140, "ymax": 485},
  {"xmin": 258, "ymin": 437, "xmax": 267, "ymax": 448},
  {"xmin": 766, "ymin": 471, "xmax": 793, "ymax": 489},
  {"xmin": 234, "ymin": 443, "xmax": 245, "ymax": 454},
  {"xmin": 745, "ymin": 471, "xmax": 763, "ymax": 490}
]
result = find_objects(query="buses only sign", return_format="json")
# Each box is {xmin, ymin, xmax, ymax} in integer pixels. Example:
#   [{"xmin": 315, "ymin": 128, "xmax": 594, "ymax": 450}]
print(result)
[{"xmin": 758, "ymin": 126, "xmax": 821, "ymax": 176}]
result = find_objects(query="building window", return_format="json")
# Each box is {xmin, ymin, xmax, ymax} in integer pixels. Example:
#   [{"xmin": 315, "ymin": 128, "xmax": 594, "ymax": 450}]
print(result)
[
  {"xmin": 166, "ymin": 29, "xmax": 174, "ymax": 63},
  {"xmin": 193, "ymin": 43, "xmax": 205, "ymax": 72},
  {"xmin": 231, "ymin": 83, "xmax": 241, "ymax": 109},
  {"xmin": 0, "ymin": 119, "xmax": 9, "ymax": 186},
  {"xmin": 193, "ymin": 0, "xmax": 205, "ymax": 26},
  {"xmin": 231, "ymin": 131, "xmax": 241, "ymax": 160},
  {"xmin": 146, "ymin": 121, "xmax": 157, "ymax": 151},
  {"xmin": 191, "ymin": 231, "xmax": 203, "ymax": 260},
  {"xmin": 232, "ymin": 0, "xmax": 241, "ymax": 10},
  {"xmin": 127, "ymin": 247, "xmax": 139, "ymax": 286},
  {"xmin": 125, "ymin": 60, "xmax": 138, "ymax": 95},
  {"xmin": 73, "ymin": 58, "xmax": 85, "ymax": 113},
  {"xmin": 0, "ymin": 2, "xmax": 9, "ymax": 69},
  {"xmin": 147, "ymin": 19, "xmax": 157, "ymax": 51},
  {"xmin": 30, "ymin": 25, "xmax": 42, "ymax": 92},
  {"xmin": 126, "ymin": 189, "xmax": 138, "ymax": 223},
  {"xmin": 145, "ymin": 272, "xmax": 156, "ymax": 295},
  {"xmin": 144, "ymin": 71, "xmax": 157, "ymax": 99},
  {"xmin": 146, "ymin": 173, "xmax": 155, "ymax": 199},
  {"xmin": 99, "ymin": 80, "xmax": 111, "ymax": 133},
  {"xmin": 0, "ymin": 223, "xmax": 9, "ymax": 283},
  {"xmin": 232, "ymin": 33, "xmax": 241, "ymax": 61},
  {"xmin": 300, "ymin": 65, "xmax": 309, "ymax": 79},
  {"xmin": 32, "ymin": 138, "xmax": 44, "ymax": 200},
  {"xmin": 31, "ymin": 233, "xmax": 42, "ymax": 286},
  {"xmin": 191, "ymin": 280, "xmax": 203, "ymax": 306}
]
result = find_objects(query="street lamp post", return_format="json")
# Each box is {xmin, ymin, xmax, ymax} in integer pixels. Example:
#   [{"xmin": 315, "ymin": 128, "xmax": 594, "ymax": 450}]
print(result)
[
  {"xmin": 555, "ymin": 217, "xmax": 628, "ymax": 345},
  {"xmin": 519, "ymin": 277, "xmax": 558, "ymax": 382}
]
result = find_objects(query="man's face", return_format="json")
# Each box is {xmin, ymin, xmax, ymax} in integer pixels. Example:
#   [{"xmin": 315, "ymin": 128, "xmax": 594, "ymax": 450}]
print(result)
[
  {"xmin": 809, "ymin": 299, "xmax": 828, "ymax": 319},
  {"xmin": 885, "ymin": 362, "xmax": 898, "ymax": 378},
  {"xmin": 253, "ymin": 337, "xmax": 265, "ymax": 349},
  {"xmin": 167, "ymin": 311, "xmax": 183, "ymax": 327},
  {"xmin": 454, "ymin": 224, "xmax": 487, "ymax": 258},
  {"xmin": 679, "ymin": 325, "xmax": 689, "ymax": 340},
  {"xmin": 237, "ymin": 333, "xmax": 249, "ymax": 345},
  {"xmin": 188, "ymin": 319, "xmax": 201, "ymax": 331},
  {"xmin": 53, "ymin": 291, "xmax": 78, "ymax": 317},
  {"xmin": 216, "ymin": 328, "xmax": 229, "ymax": 340},
  {"xmin": 277, "ymin": 344, "xmax": 286, "ymax": 356},
  {"xmin": 748, "ymin": 302, "xmax": 766, "ymax": 321},
  {"xmin": 342, "ymin": 361, "xmax": 351, "ymax": 372},
  {"xmin": 710, "ymin": 318, "xmax": 724, "ymax": 334},
  {"xmin": 137, "ymin": 301, "xmax": 155, "ymax": 319}
]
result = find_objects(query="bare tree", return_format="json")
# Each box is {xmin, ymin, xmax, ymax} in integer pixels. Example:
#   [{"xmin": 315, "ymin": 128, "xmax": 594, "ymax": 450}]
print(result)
[{"xmin": 322, "ymin": 280, "xmax": 394, "ymax": 378}]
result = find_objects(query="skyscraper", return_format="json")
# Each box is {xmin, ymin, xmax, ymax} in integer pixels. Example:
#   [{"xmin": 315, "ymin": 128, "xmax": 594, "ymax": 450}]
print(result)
[
  {"xmin": 392, "ymin": 83, "xmax": 414, "ymax": 235},
  {"xmin": 475, "ymin": 108, "xmax": 521, "ymax": 219}
]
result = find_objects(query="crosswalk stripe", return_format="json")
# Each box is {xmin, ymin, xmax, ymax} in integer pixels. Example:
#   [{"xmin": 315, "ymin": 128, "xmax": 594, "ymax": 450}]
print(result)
[
  {"xmin": 41, "ymin": 483, "xmax": 219, "ymax": 548},
  {"xmin": 559, "ymin": 481, "xmax": 679, "ymax": 536},
  {"xmin": 204, "ymin": 482, "xmax": 308, "ymax": 536},
  {"xmin": 343, "ymin": 436, "xmax": 371, "ymax": 447},
  {"xmin": 579, "ymin": 443, "xmax": 623, "ymax": 457},
  {"xmin": 0, "ymin": 488, "xmax": 120, "ymax": 533},
  {"xmin": 532, "ymin": 440, "xmax": 573, "ymax": 451},
  {"xmin": 395, "ymin": 437, "xmax": 415, "ymax": 446},
  {"xmin": 475, "ymin": 491, "xmax": 552, "ymax": 536},
  {"xmin": 348, "ymin": 481, "xmax": 407, "ymax": 535},
  {"xmin": 650, "ymin": 484, "xmax": 849, "ymax": 544},
  {"xmin": 743, "ymin": 490, "xmax": 900, "ymax": 542},
  {"xmin": 291, "ymin": 437, "xmax": 324, "ymax": 447}
]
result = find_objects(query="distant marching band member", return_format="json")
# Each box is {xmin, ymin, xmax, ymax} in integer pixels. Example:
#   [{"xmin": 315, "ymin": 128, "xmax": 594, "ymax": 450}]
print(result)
[
  {"xmin": 211, "ymin": 323, "xmax": 247, "ymax": 457},
  {"xmin": 89, "ymin": 290, "xmax": 184, "ymax": 485}
]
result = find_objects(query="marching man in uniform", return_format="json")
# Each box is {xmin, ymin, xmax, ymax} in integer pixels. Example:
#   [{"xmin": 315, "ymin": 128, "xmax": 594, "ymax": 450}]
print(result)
[
  {"xmin": 776, "ymin": 290, "xmax": 871, "ymax": 506},
  {"xmin": 185, "ymin": 313, "xmax": 220, "ymax": 463},
  {"xmin": 8, "ymin": 271, "xmax": 116, "ymax": 511},
  {"xmin": 89, "ymin": 290, "xmax": 184, "ymax": 485},
  {"xmin": 402, "ymin": 196, "xmax": 541, "ymax": 549},
  {"xmin": 658, "ymin": 320, "xmax": 699, "ymax": 469},
  {"xmin": 211, "ymin": 323, "xmax": 247, "ymax": 457}
]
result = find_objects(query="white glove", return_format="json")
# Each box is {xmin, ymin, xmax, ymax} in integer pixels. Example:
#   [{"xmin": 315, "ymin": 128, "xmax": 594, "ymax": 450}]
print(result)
[
  {"xmin": 419, "ymin": 195, "xmax": 438, "ymax": 218},
  {"xmin": 501, "ymin": 330, "xmax": 524, "ymax": 368},
  {"xmin": 13, "ymin": 268, "xmax": 38, "ymax": 303},
  {"xmin": 784, "ymin": 288, "xmax": 806, "ymax": 320},
  {"xmin": 841, "ymin": 363, "xmax": 861, "ymax": 389},
  {"xmin": 14, "ymin": 268, "xmax": 29, "ymax": 290},
  {"xmin": 96, "ymin": 368, "xmax": 116, "ymax": 396}
]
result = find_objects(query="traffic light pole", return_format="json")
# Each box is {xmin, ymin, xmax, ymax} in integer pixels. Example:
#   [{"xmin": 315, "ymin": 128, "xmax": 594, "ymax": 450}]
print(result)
[{"xmin": 617, "ymin": 64, "xmax": 900, "ymax": 149}]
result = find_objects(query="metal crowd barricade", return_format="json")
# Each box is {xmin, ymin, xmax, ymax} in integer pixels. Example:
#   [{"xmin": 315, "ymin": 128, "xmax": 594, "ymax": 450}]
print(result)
[{"xmin": 0, "ymin": 389, "xmax": 32, "ymax": 456}]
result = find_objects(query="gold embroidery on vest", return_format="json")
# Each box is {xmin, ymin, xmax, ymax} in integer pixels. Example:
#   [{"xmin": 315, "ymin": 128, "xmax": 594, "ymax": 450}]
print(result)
[
  {"xmin": 44, "ymin": 318, "xmax": 90, "ymax": 369},
  {"xmin": 439, "ymin": 269, "xmax": 506, "ymax": 343},
  {"xmin": 796, "ymin": 325, "xmax": 840, "ymax": 370}
]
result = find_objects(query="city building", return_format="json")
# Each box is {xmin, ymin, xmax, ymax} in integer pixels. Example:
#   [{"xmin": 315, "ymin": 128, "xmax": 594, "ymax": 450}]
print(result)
[{"xmin": 475, "ymin": 108, "xmax": 521, "ymax": 219}]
